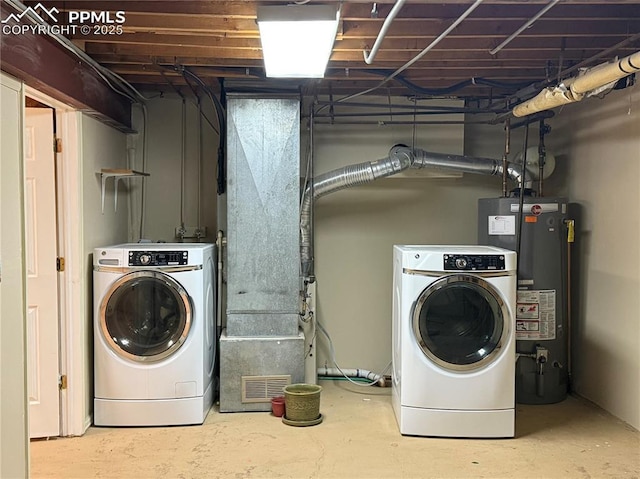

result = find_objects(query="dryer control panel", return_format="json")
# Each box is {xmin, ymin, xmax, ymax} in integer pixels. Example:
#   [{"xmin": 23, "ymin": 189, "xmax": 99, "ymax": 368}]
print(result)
[
  {"xmin": 443, "ymin": 254, "xmax": 505, "ymax": 271},
  {"xmin": 129, "ymin": 251, "xmax": 188, "ymax": 266}
]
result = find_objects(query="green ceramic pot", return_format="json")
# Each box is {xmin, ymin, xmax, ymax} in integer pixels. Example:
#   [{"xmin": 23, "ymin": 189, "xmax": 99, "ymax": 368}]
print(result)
[{"xmin": 283, "ymin": 383, "xmax": 322, "ymax": 421}]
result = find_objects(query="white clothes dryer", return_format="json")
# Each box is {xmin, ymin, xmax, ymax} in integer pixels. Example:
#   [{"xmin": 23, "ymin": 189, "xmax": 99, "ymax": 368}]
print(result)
[
  {"xmin": 392, "ymin": 245, "xmax": 517, "ymax": 438},
  {"xmin": 93, "ymin": 243, "xmax": 216, "ymax": 426}
]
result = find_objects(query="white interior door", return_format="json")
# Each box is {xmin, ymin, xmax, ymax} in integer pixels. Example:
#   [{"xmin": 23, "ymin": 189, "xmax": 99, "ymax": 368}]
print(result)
[{"xmin": 25, "ymin": 106, "xmax": 60, "ymax": 438}]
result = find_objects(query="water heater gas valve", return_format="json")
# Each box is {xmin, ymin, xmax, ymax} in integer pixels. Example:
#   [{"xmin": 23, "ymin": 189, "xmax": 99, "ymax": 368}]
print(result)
[{"xmin": 535, "ymin": 346, "xmax": 549, "ymax": 365}]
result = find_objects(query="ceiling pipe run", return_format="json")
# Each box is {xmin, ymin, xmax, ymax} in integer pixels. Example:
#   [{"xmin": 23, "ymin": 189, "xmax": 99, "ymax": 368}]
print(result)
[
  {"xmin": 362, "ymin": 0, "xmax": 407, "ymax": 64},
  {"xmin": 513, "ymin": 51, "xmax": 640, "ymax": 117},
  {"xmin": 489, "ymin": 0, "xmax": 561, "ymax": 56},
  {"xmin": 330, "ymin": 0, "xmax": 484, "ymax": 105},
  {"xmin": 300, "ymin": 145, "xmax": 522, "ymax": 278}
]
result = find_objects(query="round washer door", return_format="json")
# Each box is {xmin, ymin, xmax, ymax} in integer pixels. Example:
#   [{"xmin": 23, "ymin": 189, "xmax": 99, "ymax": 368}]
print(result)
[
  {"xmin": 412, "ymin": 274, "xmax": 510, "ymax": 372},
  {"xmin": 100, "ymin": 271, "xmax": 192, "ymax": 362}
]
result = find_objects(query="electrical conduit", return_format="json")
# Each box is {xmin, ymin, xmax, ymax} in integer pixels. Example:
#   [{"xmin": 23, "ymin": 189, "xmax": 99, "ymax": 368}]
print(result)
[{"xmin": 362, "ymin": 0, "xmax": 407, "ymax": 64}]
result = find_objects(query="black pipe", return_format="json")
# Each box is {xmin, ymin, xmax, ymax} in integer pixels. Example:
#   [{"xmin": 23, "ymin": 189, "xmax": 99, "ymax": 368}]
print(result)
[{"xmin": 515, "ymin": 123, "xmax": 530, "ymax": 280}]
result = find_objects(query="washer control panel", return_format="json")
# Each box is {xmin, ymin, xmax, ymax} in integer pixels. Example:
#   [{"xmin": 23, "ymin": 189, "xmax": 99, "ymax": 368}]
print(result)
[
  {"xmin": 129, "ymin": 250, "xmax": 188, "ymax": 266},
  {"xmin": 443, "ymin": 254, "xmax": 505, "ymax": 271}
]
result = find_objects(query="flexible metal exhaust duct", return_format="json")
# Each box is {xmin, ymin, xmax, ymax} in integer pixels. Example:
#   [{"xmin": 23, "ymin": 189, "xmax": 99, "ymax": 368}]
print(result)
[
  {"xmin": 513, "ymin": 51, "xmax": 640, "ymax": 117},
  {"xmin": 300, "ymin": 145, "xmax": 412, "ymax": 277},
  {"xmin": 300, "ymin": 145, "xmax": 522, "ymax": 278}
]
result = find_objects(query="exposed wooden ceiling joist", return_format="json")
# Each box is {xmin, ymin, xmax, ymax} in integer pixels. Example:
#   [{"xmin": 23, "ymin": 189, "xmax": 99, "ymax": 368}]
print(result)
[{"xmin": 13, "ymin": 0, "xmax": 640, "ymax": 100}]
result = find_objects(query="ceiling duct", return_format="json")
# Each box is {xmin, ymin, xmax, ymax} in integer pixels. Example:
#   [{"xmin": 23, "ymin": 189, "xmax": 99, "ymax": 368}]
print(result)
[{"xmin": 300, "ymin": 145, "xmax": 524, "ymax": 279}]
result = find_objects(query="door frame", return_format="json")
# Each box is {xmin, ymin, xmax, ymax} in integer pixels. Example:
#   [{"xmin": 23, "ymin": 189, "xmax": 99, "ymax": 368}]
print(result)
[{"xmin": 25, "ymin": 86, "xmax": 85, "ymax": 437}]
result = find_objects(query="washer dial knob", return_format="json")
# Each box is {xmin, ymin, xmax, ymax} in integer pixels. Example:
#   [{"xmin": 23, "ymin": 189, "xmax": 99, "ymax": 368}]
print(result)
[{"xmin": 455, "ymin": 257, "xmax": 468, "ymax": 269}]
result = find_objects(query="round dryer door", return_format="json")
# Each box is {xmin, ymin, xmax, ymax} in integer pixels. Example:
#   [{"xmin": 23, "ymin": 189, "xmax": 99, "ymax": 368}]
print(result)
[
  {"xmin": 412, "ymin": 275, "xmax": 510, "ymax": 372},
  {"xmin": 100, "ymin": 271, "xmax": 192, "ymax": 362}
]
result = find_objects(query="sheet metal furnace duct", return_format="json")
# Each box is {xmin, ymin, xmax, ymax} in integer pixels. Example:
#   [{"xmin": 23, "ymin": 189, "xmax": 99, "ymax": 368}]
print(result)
[{"xmin": 220, "ymin": 96, "xmax": 305, "ymax": 413}]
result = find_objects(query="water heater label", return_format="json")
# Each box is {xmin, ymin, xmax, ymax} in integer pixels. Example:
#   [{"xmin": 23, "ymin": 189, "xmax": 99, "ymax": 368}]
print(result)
[
  {"xmin": 516, "ymin": 290, "xmax": 556, "ymax": 340},
  {"xmin": 488, "ymin": 215, "xmax": 516, "ymax": 235}
]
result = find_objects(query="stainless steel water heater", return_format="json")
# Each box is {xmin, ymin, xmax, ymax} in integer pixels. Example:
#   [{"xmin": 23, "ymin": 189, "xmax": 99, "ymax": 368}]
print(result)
[{"xmin": 478, "ymin": 196, "xmax": 571, "ymax": 404}]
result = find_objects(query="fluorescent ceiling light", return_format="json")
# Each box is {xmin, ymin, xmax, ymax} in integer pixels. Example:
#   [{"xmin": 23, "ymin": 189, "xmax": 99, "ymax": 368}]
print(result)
[{"xmin": 257, "ymin": 4, "xmax": 340, "ymax": 78}]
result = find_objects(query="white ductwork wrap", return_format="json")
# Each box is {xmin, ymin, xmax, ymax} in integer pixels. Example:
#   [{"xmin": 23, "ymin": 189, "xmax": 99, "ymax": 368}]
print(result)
[
  {"xmin": 300, "ymin": 145, "xmax": 522, "ymax": 278},
  {"xmin": 513, "ymin": 51, "xmax": 640, "ymax": 117}
]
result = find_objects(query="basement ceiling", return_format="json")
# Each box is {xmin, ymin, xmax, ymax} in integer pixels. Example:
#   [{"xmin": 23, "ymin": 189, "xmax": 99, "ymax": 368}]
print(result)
[{"xmin": 23, "ymin": 0, "xmax": 640, "ymax": 101}]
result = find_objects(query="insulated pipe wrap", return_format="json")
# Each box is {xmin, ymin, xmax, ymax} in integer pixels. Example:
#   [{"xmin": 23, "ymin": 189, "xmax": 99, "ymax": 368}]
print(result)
[
  {"xmin": 513, "ymin": 51, "xmax": 639, "ymax": 117},
  {"xmin": 571, "ymin": 51, "xmax": 640, "ymax": 94}
]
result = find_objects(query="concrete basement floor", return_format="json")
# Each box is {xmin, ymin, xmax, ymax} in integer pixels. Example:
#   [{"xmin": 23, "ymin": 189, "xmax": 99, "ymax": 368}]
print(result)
[{"xmin": 30, "ymin": 380, "xmax": 639, "ymax": 479}]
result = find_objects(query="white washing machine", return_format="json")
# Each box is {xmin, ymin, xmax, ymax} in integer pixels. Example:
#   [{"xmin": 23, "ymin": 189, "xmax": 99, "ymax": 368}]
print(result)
[
  {"xmin": 392, "ymin": 245, "xmax": 517, "ymax": 438},
  {"xmin": 93, "ymin": 243, "xmax": 216, "ymax": 426}
]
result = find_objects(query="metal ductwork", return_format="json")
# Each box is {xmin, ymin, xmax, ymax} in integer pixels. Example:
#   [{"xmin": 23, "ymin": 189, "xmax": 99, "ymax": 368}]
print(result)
[
  {"xmin": 410, "ymin": 149, "xmax": 523, "ymax": 184},
  {"xmin": 221, "ymin": 96, "xmax": 305, "ymax": 413},
  {"xmin": 513, "ymin": 51, "xmax": 640, "ymax": 117},
  {"xmin": 300, "ymin": 145, "xmax": 522, "ymax": 279},
  {"xmin": 300, "ymin": 145, "xmax": 412, "ymax": 278}
]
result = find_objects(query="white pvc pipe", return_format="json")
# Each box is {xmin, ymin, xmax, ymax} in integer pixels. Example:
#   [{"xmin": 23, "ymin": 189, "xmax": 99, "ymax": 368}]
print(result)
[
  {"xmin": 362, "ymin": 0, "xmax": 407, "ymax": 64},
  {"xmin": 317, "ymin": 367, "xmax": 381, "ymax": 382},
  {"xmin": 337, "ymin": 0, "xmax": 484, "ymax": 103},
  {"xmin": 390, "ymin": 0, "xmax": 484, "ymax": 79},
  {"xmin": 489, "ymin": 0, "xmax": 561, "ymax": 55}
]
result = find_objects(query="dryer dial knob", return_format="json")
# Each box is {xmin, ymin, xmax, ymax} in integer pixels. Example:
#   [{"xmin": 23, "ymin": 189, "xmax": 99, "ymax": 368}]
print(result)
[
  {"xmin": 139, "ymin": 254, "xmax": 152, "ymax": 265},
  {"xmin": 455, "ymin": 257, "xmax": 468, "ymax": 269}
]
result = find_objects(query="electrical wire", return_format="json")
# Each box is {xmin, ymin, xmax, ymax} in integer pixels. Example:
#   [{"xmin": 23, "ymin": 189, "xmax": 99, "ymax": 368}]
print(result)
[
  {"xmin": 317, "ymin": 320, "xmax": 391, "ymax": 387},
  {"xmin": 333, "ymin": 0, "xmax": 484, "ymax": 104},
  {"xmin": 5, "ymin": 0, "xmax": 147, "ymax": 104},
  {"xmin": 180, "ymin": 68, "xmax": 227, "ymax": 195},
  {"xmin": 179, "ymin": 68, "xmax": 221, "ymax": 135},
  {"xmin": 358, "ymin": 70, "xmax": 534, "ymax": 97}
]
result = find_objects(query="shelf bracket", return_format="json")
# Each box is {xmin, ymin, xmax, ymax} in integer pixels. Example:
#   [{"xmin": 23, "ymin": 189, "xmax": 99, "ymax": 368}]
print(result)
[{"xmin": 99, "ymin": 169, "xmax": 150, "ymax": 213}]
